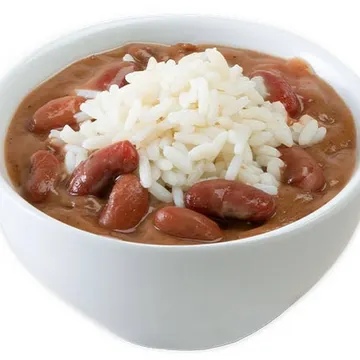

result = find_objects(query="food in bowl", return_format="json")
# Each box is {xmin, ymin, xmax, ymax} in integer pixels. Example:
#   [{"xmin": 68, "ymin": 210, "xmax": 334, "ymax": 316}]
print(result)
[{"xmin": 5, "ymin": 42, "xmax": 356, "ymax": 245}]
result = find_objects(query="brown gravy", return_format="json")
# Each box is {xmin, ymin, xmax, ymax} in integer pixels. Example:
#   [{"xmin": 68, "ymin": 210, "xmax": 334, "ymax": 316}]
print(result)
[{"xmin": 5, "ymin": 43, "xmax": 356, "ymax": 245}]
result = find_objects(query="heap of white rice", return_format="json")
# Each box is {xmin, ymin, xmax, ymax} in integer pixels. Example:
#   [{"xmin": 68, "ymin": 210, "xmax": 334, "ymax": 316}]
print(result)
[{"xmin": 49, "ymin": 48, "xmax": 326, "ymax": 206}]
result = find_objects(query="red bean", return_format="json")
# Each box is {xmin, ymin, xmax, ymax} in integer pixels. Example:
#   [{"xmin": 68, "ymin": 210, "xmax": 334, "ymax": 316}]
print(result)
[
  {"xmin": 251, "ymin": 70, "xmax": 301, "ymax": 117},
  {"xmin": 28, "ymin": 96, "xmax": 85, "ymax": 133},
  {"xmin": 68, "ymin": 140, "xmax": 139, "ymax": 196},
  {"xmin": 25, "ymin": 150, "xmax": 60, "ymax": 202},
  {"xmin": 154, "ymin": 206, "xmax": 223, "ymax": 241},
  {"xmin": 279, "ymin": 146, "xmax": 326, "ymax": 191},
  {"xmin": 185, "ymin": 179, "xmax": 276, "ymax": 222},
  {"xmin": 99, "ymin": 174, "xmax": 149, "ymax": 231},
  {"xmin": 84, "ymin": 61, "xmax": 140, "ymax": 91}
]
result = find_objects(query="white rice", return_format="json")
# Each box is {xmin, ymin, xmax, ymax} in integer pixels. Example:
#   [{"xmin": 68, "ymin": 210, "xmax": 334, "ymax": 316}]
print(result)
[
  {"xmin": 291, "ymin": 114, "xmax": 327, "ymax": 146},
  {"xmin": 149, "ymin": 181, "xmax": 173, "ymax": 202},
  {"xmin": 74, "ymin": 111, "xmax": 93, "ymax": 123},
  {"xmin": 64, "ymin": 151, "xmax": 76, "ymax": 173},
  {"xmin": 172, "ymin": 186, "xmax": 185, "ymax": 207},
  {"xmin": 50, "ymin": 48, "xmax": 327, "ymax": 201},
  {"xmin": 138, "ymin": 155, "xmax": 152, "ymax": 188},
  {"xmin": 225, "ymin": 155, "xmax": 243, "ymax": 180},
  {"xmin": 123, "ymin": 54, "xmax": 136, "ymax": 62},
  {"xmin": 298, "ymin": 119, "xmax": 318, "ymax": 146}
]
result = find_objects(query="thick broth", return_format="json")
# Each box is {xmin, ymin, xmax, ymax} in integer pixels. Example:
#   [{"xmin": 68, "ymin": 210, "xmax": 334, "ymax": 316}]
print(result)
[{"xmin": 5, "ymin": 43, "xmax": 356, "ymax": 245}]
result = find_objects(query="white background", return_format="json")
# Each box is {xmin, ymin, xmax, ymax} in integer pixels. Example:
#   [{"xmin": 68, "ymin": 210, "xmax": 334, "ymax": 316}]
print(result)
[{"xmin": 1, "ymin": 1, "xmax": 359, "ymax": 358}]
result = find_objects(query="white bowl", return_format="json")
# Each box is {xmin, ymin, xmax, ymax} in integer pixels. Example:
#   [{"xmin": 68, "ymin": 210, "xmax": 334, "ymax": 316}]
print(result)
[{"xmin": 0, "ymin": 15, "xmax": 360, "ymax": 350}]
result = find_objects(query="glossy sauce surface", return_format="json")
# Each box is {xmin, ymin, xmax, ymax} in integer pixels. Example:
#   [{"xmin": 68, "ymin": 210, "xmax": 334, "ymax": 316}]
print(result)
[{"xmin": 5, "ymin": 43, "xmax": 356, "ymax": 245}]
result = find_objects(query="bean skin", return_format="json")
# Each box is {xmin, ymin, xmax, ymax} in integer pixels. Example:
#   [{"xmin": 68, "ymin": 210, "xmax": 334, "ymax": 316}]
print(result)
[
  {"xmin": 279, "ymin": 146, "xmax": 326, "ymax": 191},
  {"xmin": 99, "ymin": 174, "xmax": 149, "ymax": 231},
  {"xmin": 185, "ymin": 179, "xmax": 276, "ymax": 222},
  {"xmin": 28, "ymin": 96, "xmax": 85, "ymax": 133},
  {"xmin": 154, "ymin": 206, "xmax": 223, "ymax": 242},
  {"xmin": 25, "ymin": 150, "xmax": 60, "ymax": 202},
  {"xmin": 68, "ymin": 141, "xmax": 139, "ymax": 196},
  {"xmin": 251, "ymin": 70, "xmax": 301, "ymax": 117}
]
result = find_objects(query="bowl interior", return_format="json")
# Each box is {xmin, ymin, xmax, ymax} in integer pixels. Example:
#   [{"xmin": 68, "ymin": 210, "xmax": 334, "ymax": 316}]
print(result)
[{"xmin": 0, "ymin": 16, "xmax": 360, "ymax": 243}]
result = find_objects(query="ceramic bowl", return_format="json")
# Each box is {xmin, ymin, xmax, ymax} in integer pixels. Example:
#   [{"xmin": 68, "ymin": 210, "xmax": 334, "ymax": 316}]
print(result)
[{"xmin": 0, "ymin": 15, "xmax": 359, "ymax": 350}]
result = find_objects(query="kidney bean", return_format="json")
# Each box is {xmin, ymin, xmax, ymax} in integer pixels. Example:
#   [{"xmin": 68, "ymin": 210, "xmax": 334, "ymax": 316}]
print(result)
[
  {"xmin": 99, "ymin": 174, "xmax": 149, "ymax": 231},
  {"xmin": 251, "ymin": 70, "xmax": 301, "ymax": 117},
  {"xmin": 84, "ymin": 61, "xmax": 140, "ymax": 91},
  {"xmin": 25, "ymin": 150, "xmax": 60, "ymax": 202},
  {"xmin": 154, "ymin": 206, "xmax": 223, "ymax": 242},
  {"xmin": 68, "ymin": 140, "xmax": 139, "ymax": 196},
  {"xmin": 28, "ymin": 96, "xmax": 85, "ymax": 133},
  {"xmin": 279, "ymin": 146, "xmax": 326, "ymax": 191},
  {"xmin": 185, "ymin": 179, "xmax": 276, "ymax": 222}
]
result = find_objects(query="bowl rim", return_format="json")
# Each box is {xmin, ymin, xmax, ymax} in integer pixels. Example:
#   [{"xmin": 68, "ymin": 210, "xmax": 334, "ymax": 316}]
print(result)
[{"xmin": 1, "ymin": 14, "xmax": 359, "ymax": 250}]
